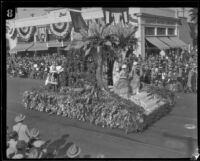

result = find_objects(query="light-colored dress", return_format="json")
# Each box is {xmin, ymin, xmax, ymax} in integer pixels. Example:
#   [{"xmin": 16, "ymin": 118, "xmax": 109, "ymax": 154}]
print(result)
[
  {"xmin": 113, "ymin": 61, "xmax": 121, "ymax": 86},
  {"xmin": 13, "ymin": 123, "xmax": 30, "ymax": 143}
]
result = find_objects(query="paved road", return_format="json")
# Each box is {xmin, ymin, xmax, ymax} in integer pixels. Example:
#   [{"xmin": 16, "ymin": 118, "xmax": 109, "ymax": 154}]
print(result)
[{"xmin": 6, "ymin": 77, "xmax": 197, "ymax": 158}]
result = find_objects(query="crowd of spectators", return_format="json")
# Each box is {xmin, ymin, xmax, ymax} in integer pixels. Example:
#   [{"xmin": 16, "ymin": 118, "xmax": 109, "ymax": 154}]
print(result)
[
  {"xmin": 7, "ymin": 53, "xmax": 66, "ymax": 80},
  {"xmin": 7, "ymin": 114, "xmax": 105, "ymax": 159},
  {"xmin": 125, "ymin": 49, "xmax": 197, "ymax": 93},
  {"xmin": 7, "ymin": 48, "xmax": 197, "ymax": 94}
]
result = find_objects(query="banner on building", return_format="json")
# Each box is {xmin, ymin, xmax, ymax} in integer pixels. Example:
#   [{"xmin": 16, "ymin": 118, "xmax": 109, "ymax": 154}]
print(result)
[
  {"xmin": 69, "ymin": 8, "xmax": 88, "ymax": 32},
  {"xmin": 6, "ymin": 21, "xmax": 17, "ymax": 39},
  {"xmin": 103, "ymin": 8, "xmax": 129, "ymax": 25},
  {"xmin": 36, "ymin": 27, "xmax": 48, "ymax": 42}
]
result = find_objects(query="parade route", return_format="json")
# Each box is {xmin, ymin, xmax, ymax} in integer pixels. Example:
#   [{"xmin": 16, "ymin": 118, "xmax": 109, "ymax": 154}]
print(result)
[{"xmin": 6, "ymin": 77, "xmax": 197, "ymax": 158}]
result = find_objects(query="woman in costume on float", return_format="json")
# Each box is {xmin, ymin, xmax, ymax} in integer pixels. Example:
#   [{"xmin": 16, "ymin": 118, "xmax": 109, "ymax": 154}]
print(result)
[
  {"xmin": 45, "ymin": 62, "xmax": 59, "ymax": 91},
  {"xmin": 45, "ymin": 61, "xmax": 64, "ymax": 91}
]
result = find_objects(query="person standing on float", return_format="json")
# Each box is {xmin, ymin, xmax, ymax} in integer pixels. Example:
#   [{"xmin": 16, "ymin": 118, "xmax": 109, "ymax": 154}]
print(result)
[{"xmin": 46, "ymin": 61, "xmax": 59, "ymax": 91}]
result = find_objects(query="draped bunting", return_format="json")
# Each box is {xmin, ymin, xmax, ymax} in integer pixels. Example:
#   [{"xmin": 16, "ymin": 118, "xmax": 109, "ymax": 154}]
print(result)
[
  {"xmin": 49, "ymin": 22, "xmax": 72, "ymax": 39},
  {"xmin": 6, "ymin": 22, "xmax": 17, "ymax": 39},
  {"xmin": 17, "ymin": 26, "xmax": 36, "ymax": 41}
]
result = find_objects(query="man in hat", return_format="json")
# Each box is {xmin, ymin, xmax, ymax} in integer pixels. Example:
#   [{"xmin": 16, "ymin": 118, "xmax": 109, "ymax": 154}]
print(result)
[
  {"xmin": 28, "ymin": 128, "xmax": 48, "ymax": 158},
  {"xmin": 13, "ymin": 114, "xmax": 31, "ymax": 143},
  {"xmin": 65, "ymin": 144, "xmax": 81, "ymax": 158}
]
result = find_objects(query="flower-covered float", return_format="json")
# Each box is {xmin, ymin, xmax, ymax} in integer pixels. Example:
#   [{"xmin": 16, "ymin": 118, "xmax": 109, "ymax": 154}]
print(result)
[{"xmin": 22, "ymin": 22, "xmax": 175, "ymax": 133}]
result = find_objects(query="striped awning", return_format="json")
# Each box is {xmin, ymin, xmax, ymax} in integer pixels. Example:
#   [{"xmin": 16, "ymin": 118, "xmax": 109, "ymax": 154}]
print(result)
[
  {"xmin": 158, "ymin": 37, "xmax": 178, "ymax": 48},
  {"xmin": 169, "ymin": 37, "xmax": 187, "ymax": 48},
  {"xmin": 28, "ymin": 42, "xmax": 48, "ymax": 51},
  {"xmin": 9, "ymin": 43, "xmax": 33, "ymax": 53},
  {"xmin": 146, "ymin": 37, "xmax": 170, "ymax": 50}
]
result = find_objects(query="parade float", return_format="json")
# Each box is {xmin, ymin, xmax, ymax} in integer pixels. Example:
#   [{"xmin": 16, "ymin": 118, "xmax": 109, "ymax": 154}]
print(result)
[{"xmin": 22, "ymin": 21, "xmax": 175, "ymax": 134}]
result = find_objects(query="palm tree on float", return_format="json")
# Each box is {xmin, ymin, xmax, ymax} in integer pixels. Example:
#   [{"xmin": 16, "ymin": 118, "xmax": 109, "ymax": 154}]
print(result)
[{"xmin": 67, "ymin": 21, "xmax": 138, "ymax": 97}]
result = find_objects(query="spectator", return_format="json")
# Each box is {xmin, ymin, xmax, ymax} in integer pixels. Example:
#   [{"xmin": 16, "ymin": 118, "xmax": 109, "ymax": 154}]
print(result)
[
  {"xmin": 7, "ymin": 131, "xmax": 18, "ymax": 158},
  {"xmin": 12, "ymin": 140, "xmax": 27, "ymax": 159},
  {"xmin": 65, "ymin": 144, "xmax": 81, "ymax": 158},
  {"xmin": 13, "ymin": 114, "xmax": 31, "ymax": 143}
]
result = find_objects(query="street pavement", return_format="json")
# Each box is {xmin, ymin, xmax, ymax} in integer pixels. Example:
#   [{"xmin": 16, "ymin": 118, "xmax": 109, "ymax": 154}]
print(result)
[{"xmin": 6, "ymin": 77, "xmax": 197, "ymax": 158}]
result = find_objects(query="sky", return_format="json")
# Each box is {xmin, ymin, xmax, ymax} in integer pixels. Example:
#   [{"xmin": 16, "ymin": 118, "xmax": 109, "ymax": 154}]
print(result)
[{"xmin": 16, "ymin": 8, "xmax": 194, "ymax": 22}]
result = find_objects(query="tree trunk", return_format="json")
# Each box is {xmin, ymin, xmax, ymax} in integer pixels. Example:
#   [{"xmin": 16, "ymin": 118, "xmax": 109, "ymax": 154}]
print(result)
[{"xmin": 95, "ymin": 46, "xmax": 106, "ymax": 89}]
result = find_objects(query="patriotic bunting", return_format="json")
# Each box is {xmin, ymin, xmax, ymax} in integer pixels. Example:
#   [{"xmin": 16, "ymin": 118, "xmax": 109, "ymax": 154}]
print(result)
[
  {"xmin": 6, "ymin": 21, "xmax": 17, "ymax": 39},
  {"xmin": 49, "ymin": 22, "xmax": 72, "ymax": 39},
  {"xmin": 17, "ymin": 26, "xmax": 36, "ymax": 41}
]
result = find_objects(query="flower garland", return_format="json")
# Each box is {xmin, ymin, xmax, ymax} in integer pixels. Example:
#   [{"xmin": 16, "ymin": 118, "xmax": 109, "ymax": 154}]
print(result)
[
  {"xmin": 17, "ymin": 26, "xmax": 36, "ymax": 41},
  {"xmin": 22, "ymin": 85, "xmax": 174, "ymax": 133},
  {"xmin": 49, "ymin": 22, "xmax": 72, "ymax": 39}
]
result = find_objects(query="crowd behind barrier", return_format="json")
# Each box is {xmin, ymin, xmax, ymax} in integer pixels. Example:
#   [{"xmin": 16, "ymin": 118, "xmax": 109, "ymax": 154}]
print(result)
[
  {"xmin": 7, "ymin": 114, "xmax": 104, "ymax": 159},
  {"xmin": 7, "ymin": 49, "xmax": 197, "ymax": 93}
]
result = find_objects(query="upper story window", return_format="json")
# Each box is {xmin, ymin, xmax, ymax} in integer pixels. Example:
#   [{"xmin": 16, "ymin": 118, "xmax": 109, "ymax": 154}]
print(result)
[
  {"xmin": 157, "ymin": 27, "xmax": 166, "ymax": 35},
  {"xmin": 145, "ymin": 27, "xmax": 155, "ymax": 36},
  {"xmin": 168, "ymin": 28, "xmax": 175, "ymax": 35}
]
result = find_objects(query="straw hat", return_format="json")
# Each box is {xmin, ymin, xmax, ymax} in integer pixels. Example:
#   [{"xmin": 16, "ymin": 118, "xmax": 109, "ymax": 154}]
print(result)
[
  {"xmin": 122, "ymin": 64, "xmax": 127, "ymax": 69},
  {"xmin": 33, "ymin": 140, "xmax": 46, "ymax": 148},
  {"xmin": 133, "ymin": 62, "xmax": 137, "ymax": 66},
  {"xmin": 66, "ymin": 144, "xmax": 81, "ymax": 158},
  {"xmin": 29, "ymin": 128, "xmax": 40, "ymax": 138},
  {"xmin": 14, "ymin": 114, "xmax": 25, "ymax": 123}
]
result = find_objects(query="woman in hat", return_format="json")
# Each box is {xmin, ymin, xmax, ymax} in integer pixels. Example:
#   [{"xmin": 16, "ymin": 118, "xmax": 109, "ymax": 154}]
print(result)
[
  {"xmin": 12, "ymin": 140, "xmax": 28, "ymax": 159},
  {"xmin": 28, "ymin": 128, "xmax": 47, "ymax": 158},
  {"xmin": 12, "ymin": 114, "xmax": 31, "ymax": 143},
  {"xmin": 65, "ymin": 144, "xmax": 81, "ymax": 158},
  {"xmin": 7, "ymin": 131, "xmax": 18, "ymax": 158},
  {"xmin": 46, "ymin": 62, "xmax": 59, "ymax": 91}
]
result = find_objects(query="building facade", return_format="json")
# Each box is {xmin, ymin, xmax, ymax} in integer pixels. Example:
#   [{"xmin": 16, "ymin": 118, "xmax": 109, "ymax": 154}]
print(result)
[{"xmin": 6, "ymin": 8, "xmax": 189, "ymax": 57}]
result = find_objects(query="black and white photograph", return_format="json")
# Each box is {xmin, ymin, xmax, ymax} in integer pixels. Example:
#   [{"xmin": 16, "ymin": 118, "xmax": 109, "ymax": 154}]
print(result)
[{"xmin": 3, "ymin": 5, "xmax": 198, "ymax": 159}]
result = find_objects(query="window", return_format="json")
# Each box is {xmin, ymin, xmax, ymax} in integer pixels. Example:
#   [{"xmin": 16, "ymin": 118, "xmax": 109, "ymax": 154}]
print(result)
[
  {"xmin": 145, "ymin": 27, "xmax": 155, "ymax": 36},
  {"xmin": 157, "ymin": 27, "xmax": 166, "ymax": 35},
  {"xmin": 168, "ymin": 28, "xmax": 175, "ymax": 35}
]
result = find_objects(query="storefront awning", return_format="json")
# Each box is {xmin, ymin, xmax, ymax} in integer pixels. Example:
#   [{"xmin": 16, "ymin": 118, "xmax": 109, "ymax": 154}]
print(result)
[
  {"xmin": 47, "ymin": 41, "xmax": 63, "ymax": 48},
  {"xmin": 169, "ymin": 37, "xmax": 188, "ymax": 48},
  {"xmin": 9, "ymin": 43, "xmax": 33, "ymax": 53},
  {"xmin": 146, "ymin": 37, "xmax": 170, "ymax": 50},
  {"xmin": 28, "ymin": 42, "xmax": 48, "ymax": 51},
  {"xmin": 158, "ymin": 37, "xmax": 178, "ymax": 48},
  {"xmin": 47, "ymin": 41, "xmax": 71, "ymax": 48}
]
